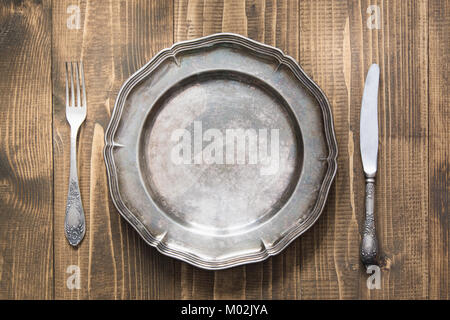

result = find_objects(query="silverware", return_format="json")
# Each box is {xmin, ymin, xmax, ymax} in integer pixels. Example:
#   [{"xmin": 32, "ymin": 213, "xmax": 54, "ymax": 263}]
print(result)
[
  {"xmin": 360, "ymin": 63, "xmax": 380, "ymax": 266},
  {"xmin": 64, "ymin": 61, "xmax": 87, "ymax": 246}
]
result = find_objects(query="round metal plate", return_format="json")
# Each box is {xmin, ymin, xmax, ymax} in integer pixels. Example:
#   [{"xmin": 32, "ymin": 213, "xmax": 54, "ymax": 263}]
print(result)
[{"xmin": 104, "ymin": 33, "xmax": 337, "ymax": 269}]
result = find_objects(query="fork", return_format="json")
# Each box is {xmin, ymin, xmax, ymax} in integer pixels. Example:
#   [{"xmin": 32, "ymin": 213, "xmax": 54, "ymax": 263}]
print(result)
[{"xmin": 64, "ymin": 61, "xmax": 87, "ymax": 246}]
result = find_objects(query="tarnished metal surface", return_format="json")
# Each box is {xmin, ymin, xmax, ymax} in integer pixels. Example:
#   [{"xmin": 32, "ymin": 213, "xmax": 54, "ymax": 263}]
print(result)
[{"xmin": 104, "ymin": 33, "xmax": 338, "ymax": 269}]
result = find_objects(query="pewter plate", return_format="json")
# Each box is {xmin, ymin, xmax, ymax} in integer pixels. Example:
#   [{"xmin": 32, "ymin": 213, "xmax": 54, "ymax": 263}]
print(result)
[{"xmin": 104, "ymin": 33, "xmax": 337, "ymax": 270}]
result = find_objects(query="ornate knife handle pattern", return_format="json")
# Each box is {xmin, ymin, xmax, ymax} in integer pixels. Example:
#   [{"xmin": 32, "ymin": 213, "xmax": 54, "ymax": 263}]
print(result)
[{"xmin": 360, "ymin": 176, "xmax": 378, "ymax": 266}]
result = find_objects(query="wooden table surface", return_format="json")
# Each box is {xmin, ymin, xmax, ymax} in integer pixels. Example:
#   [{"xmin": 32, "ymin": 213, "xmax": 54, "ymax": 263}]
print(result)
[{"xmin": 0, "ymin": 0, "xmax": 448, "ymax": 300}]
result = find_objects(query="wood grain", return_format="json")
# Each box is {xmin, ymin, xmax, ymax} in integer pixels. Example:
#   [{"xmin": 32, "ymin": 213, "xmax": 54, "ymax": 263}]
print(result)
[
  {"xmin": 51, "ymin": 0, "xmax": 175, "ymax": 299},
  {"xmin": 0, "ymin": 0, "xmax": 447, "ymax": 299},
  {"xmin": 0, "ymin": 0, "xmax": 53, "ymax": 299},
  {"xmin": 297, "ymin": 0, "xmax": 359, "ymax": 299},
  {"xmin": 428, "ymin": 0, "xmax": 449, "ymax": 300},
  {"xmin": 349, "ymin": 0, "xmax": 429, "ymax": 299}
]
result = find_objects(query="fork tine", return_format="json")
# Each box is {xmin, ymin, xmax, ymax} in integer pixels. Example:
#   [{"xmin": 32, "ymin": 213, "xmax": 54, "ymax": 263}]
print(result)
[
  {"xmin": 65, "ymin": 62, "xmax": 69, "ymax": 108},
  {"xmin": 75, "ymin": 62, "xmax": 81, "ymax": 107},
  {"xmin": 70, "ymin": 62, "xmax": 75, "ymax": 107},
  {"xmin": 80, "ymin": 61, "xmax": 86, "ymax": 107}
]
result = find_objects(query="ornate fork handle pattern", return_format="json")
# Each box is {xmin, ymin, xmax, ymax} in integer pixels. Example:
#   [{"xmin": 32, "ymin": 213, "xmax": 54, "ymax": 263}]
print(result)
[
  {"xmin": 65, "ymin": 178, "xmax": 85, "ymax": 246},
  {"xmin": 360, "ymin": 176, "xmax": 378, "ymax": 266},
  {"xmin": 64, "ymin": 128, "xmax": 86, "ymax": 246}
]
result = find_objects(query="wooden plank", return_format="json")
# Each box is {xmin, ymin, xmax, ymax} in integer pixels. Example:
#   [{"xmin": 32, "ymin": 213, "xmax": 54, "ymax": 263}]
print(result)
[
  {"xmin": 348, "ymin": 0, "xmax": 429, "ymax": 299},
  {"xmin": 298, "ymin": 0, "xmax": 429, "ymax": 300},
  {"xmin": 298, "ymin": 0, "xmax": 360, "ymax": 299},
  {"xmin": 428, "ymin": 0, "xmax": 449, "ymax": 300},
  {"xmin": 0, "ymin": 0, "xmax": 53, "ymax": 299},
  {"xmin": 52, "ymin": 0, "xmax": 175, "ymax": 299}
]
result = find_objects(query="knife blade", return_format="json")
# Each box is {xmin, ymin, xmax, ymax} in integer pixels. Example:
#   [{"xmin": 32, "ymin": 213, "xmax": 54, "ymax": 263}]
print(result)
[
  {"xmin": 359, "ymin": 63, "xmax": 380, "ymax": 267},
  {"xmin": 360, "ymin": 63, "xmax": 380, "ymax": 176}
]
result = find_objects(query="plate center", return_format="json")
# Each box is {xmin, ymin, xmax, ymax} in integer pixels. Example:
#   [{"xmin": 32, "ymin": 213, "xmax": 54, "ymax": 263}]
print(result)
[{"xmin": 139, "ymin": 71, "xmax": 302, "ymax": 235}]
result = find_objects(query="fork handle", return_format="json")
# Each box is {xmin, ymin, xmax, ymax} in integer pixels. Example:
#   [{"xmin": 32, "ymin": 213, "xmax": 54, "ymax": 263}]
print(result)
[
  {"xmin": 360, "ymin": 175, "xmax": 378, "ymax": 266},
  {"xmin": 65, "ymin": 126, "xmax": 86, "ymax": 246}
]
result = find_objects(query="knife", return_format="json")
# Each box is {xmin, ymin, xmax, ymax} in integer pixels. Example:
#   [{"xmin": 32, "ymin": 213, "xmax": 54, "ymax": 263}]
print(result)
[{"xmin": 360, "ymin": 63, "xmax": 380, "ymax": 266}]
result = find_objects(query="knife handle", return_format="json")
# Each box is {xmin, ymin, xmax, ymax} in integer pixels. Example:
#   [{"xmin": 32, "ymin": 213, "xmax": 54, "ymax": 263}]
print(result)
[{"xmin": 361, "ymin": 175, "xmax": 378, "ymax": 266}]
